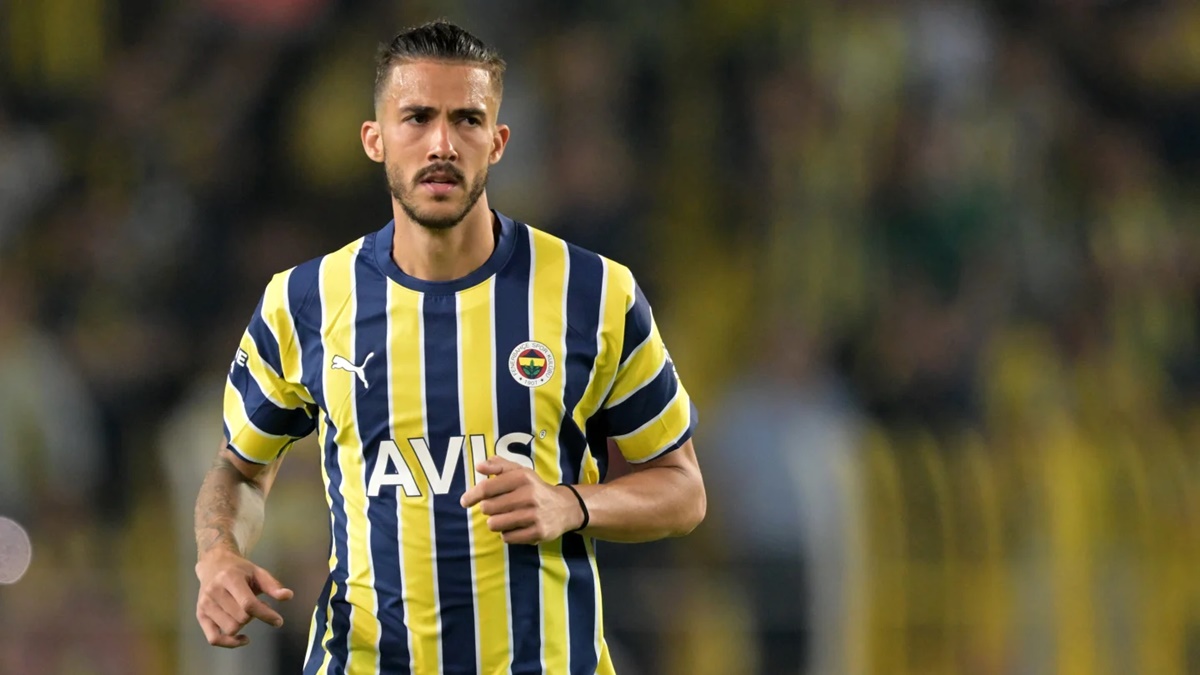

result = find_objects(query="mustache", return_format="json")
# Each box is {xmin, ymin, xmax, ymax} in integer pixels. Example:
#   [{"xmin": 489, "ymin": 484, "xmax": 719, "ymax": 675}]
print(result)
[{"xmin": 414, "ymin": 163, "xmax": 465, "ymax": 183}]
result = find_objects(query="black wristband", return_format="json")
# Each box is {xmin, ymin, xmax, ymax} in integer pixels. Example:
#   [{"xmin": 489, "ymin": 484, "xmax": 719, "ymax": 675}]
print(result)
[{"xmin": 558, "ymin": 483, "xmax": 589, "ymax": 532}]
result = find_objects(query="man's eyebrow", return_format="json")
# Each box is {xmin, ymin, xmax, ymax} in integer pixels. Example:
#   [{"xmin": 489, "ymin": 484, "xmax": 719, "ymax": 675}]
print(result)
[
  {"xmin": 397, "ymin": 105, "xmax": 488, "ymax": 121},
  {"xmin": 398, "ymin": 105, "xmax": 436, "ymax": 116},
  {"xmin": 452, "ymin": 107, "xmax": 487, "ymax": 119}
]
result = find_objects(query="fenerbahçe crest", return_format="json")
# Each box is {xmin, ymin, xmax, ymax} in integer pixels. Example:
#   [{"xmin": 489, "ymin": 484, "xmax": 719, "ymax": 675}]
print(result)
[{"xmin": 508, "ymin": 341, "xmax": 555, "ymax": 388}]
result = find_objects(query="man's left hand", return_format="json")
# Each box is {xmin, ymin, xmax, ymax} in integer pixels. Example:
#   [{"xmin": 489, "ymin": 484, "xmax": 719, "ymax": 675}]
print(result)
[{"xmin": 459, "ymin": 458, "xmax": 585, "ymax": 544}]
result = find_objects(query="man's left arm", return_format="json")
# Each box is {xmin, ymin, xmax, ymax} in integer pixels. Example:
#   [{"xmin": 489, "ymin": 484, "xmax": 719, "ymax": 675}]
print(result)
[
  {"xmin": 460, "ymin": 440, "xmax": 704, "ymax": 544},
  {"xmin": 567, "ymin": 438, "xmax": 705, "ymax": 542}
]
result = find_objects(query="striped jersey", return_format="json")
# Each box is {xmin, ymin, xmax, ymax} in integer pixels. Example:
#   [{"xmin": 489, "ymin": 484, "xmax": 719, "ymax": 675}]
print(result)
[{"xmin": 223, "ymin": 211, "xmax": 697, "ymax": 675}]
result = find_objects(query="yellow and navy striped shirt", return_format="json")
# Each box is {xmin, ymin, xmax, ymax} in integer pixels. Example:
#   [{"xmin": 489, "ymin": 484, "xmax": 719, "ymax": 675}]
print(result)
[{"xmin": 223, "ymin": 211, "xmax": 697, "ymax": 675}]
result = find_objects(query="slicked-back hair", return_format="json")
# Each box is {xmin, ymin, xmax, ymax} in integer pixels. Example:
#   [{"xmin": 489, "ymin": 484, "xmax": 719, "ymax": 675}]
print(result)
[{"xmin": 374, "ymin": 20, "xmax": 506, "ymax": 104}]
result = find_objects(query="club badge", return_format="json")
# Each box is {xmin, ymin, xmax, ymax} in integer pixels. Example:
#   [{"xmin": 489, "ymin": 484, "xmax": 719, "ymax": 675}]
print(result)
[{"xmin": 509, "ymin": 341, "xmax": 555, "ymax": 388}]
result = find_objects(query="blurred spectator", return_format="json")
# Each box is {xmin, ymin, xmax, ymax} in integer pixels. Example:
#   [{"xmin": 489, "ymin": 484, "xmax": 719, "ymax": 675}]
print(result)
[
  {"xmin": 0, "ymin": 104, "xmax": 61, "ymax": 251},
  {"xmin": 705, "ymin": 315, "xmax": 865, "ymax": 675},
  {"xmin": 0, "ymin": 260, "xmax": 103, "ymax": 522}
]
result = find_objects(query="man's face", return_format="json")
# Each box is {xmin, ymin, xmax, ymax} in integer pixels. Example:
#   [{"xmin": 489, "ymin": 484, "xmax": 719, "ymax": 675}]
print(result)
[{"xmin": 364, "ymin": 60, "xmax": 508, "ymax": 230}]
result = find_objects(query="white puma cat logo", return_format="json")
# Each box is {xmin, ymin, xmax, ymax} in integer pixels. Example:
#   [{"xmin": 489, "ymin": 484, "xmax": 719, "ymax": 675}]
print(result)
[{"xmin": 331, "ymin": 352, "xmax": 375, "ymax": 389}]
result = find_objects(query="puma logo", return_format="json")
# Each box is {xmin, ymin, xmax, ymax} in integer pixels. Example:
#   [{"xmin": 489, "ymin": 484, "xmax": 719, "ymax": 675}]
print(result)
[{"xmin": 331, "ymin": 352, "xmax": 375, "ymax": 389}]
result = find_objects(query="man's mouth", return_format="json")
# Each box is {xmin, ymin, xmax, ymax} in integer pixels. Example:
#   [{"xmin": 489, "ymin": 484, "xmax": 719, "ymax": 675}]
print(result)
[{"xmin": 419, "ymin": 171, "xmax": 461, "ymax": 195}]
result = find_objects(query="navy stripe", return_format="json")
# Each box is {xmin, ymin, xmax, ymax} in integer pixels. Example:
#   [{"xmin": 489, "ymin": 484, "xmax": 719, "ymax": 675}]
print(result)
[
  {"xmin": 355, "ymin": 239, "xmax": 411, "ymax": 672},
  {"xmin": 232, "ymin": 365, "xmax": 317, "ymax": 438},
  {"xmin": 297, "ymin": 255, "xmax": 351, "ymax": 673},
  {"xmin": 605, "ymin": 363, "xmax": 678, "ymax": 437},
  {"xmin": 618, "ymin": 284, "xmax": 653, "ymax": 366},
  {"xmin": 494, "ymin": 225, "xmax": 542, "ymax": 673},
  {"xmin": 301, "ymin": 573, "xmax": 335, "ymax": 675},
  {"xmin": 423, "ymin": 292, "xmax": 477, "ymax": 674},
  {"xmin": 288, "ymin": 258, "xmax": 326, "ymax": 410},
  {"xmin": 559, "ymin": 245, "xmax": 602, "ymax": 674},
  {"xmin": 558, "ymin": 245, "xmax": 604, "ymax": 485},
  {"xmin": 246, "ymin": 297, "xmax": 285, "ymax": 378},
  {"xmin": 584, "ymin": 420, "xmax": 610, "ymax": 482},
  {"xmin": 563, "ymin": 534, "xmax": 595, "ymax": 675}
]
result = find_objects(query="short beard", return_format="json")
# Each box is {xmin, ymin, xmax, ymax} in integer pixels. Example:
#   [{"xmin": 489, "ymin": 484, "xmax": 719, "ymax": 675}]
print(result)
[{"xmin": 388, "ymin": 162, "xmax": 488, "ymax": 231}]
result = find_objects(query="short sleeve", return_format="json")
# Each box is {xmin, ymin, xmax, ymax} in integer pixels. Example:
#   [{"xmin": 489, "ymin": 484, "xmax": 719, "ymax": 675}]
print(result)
[
  {"xmin": 223, "ymin": 271, "xmax": 317, "ymax": 464},
  {"xmin": 600, "ymin": 281, "xmax": 697, "ymax": 463}
]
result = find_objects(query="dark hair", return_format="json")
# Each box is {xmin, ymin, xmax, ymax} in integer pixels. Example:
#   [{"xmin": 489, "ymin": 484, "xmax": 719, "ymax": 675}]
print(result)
[{"xmin": 374, "ymin": 20, "xmax": 506, "ymax": 103}]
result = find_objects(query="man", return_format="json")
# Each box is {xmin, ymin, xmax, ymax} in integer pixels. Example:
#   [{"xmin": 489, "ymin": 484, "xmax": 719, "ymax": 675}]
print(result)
[{"xmin": 194, "ymin": 20, "xmax": 706, "ymax": 675}]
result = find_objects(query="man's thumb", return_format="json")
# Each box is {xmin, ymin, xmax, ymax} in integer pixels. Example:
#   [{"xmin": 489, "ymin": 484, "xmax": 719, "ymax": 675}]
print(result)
[{"xmin": 254, "ymin": 566, "xmax": 295, "ymax": 601}]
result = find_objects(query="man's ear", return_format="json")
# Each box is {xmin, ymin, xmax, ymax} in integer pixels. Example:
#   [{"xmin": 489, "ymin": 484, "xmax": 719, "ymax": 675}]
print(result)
[
  {"xmin": 490, "ymin": 124, "xmax": 510, "ymax": 164},
  {"xmin": 362, "ymin": 120, "xmax": 384, "ymax": 163}
]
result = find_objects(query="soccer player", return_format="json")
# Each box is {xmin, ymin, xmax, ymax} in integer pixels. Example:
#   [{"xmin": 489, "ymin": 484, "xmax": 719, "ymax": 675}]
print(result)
[{"xmin": 194, "ymin": 20, "xmax": 705, "ymax": 675}]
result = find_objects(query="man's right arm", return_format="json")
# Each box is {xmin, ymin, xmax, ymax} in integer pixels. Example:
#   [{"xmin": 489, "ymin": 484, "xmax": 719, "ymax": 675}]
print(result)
[{"xmin": 194, "ymin": 440, "xmax": 294, "ymax": 648}]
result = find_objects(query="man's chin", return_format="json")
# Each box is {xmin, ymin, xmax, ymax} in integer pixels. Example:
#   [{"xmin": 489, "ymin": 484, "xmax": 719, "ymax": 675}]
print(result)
[{"xmin": 403, "ymin": 203, "xmax": 469, "ymax": 230}]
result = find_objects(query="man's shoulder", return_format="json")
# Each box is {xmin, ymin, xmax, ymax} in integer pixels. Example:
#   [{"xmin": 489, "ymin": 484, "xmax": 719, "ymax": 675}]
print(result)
[
  {"xmin": 261, "ymin": 232, "xmax": 374, "ymax": 316},
  {"xmin": 521, "ymin": 222, "xmax": 636, "ymax": 295}
]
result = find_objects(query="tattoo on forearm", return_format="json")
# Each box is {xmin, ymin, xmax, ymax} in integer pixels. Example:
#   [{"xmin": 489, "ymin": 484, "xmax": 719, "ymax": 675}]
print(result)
[{"xmin": 195, "ymin": 458, "xmax": 255, "ymax": 557}]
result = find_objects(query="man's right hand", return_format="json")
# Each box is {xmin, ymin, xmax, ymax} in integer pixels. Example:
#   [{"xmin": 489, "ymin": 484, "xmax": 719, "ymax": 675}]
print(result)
[{"xmin": 195, "ymin": 551, "xmax": 294, "ymax": 648}]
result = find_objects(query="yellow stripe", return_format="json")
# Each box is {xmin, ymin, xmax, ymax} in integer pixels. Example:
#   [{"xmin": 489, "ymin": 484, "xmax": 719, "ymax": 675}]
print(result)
[
  {"xmin": 222, "ymin": 378, "xmax": 286, "ymax": 463},
  {"xmin": 318, "ymin": 243, "xmax": 381, "ymax": 672},
  {"xmin": 614, "ymin": 388, "xmax": 692, "ymax": 463},
  {"xmin": 263, "ymin": 268, "xmax": 313, "ymax": 402},
  {"xmin": 529, "ymin": 230, "xmax": 570, "ymax": 673},
  {"xmin": 387, "ymin": 285, "xmax": 440, "ymax": 673},
  {"xmin": 458, "ymin": 279, "xmax": 512, "ymax": 671},
  {"xmin": 605, "ymin": 321, "xmax": 667, "ymax": 407},
  {"xmin": 316, "ymin": 417, "xmax": 337, "ymax": 674},
  {"xmin": 596, "ymin": 640, "xmax": 617, "ymax": 675},
  {"xmin": 242, "ymin": 332, "xmax": 314, "ymax": 413}
]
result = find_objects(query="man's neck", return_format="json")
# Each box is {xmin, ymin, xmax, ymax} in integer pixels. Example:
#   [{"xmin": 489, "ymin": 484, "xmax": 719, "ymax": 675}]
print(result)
[{"xmin": 391, "ymin": 198, "xmax": 497, "ymax": 282}]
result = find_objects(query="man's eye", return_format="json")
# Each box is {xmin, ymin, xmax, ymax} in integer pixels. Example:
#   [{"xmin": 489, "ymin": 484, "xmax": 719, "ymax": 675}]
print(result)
[
  {"xmin": 462, "ymin": 117, "xmax": 481, "ymax": 126},
  {"xmin": 407, "ymin": 114, "xmax": 428, "ymax": 124}
]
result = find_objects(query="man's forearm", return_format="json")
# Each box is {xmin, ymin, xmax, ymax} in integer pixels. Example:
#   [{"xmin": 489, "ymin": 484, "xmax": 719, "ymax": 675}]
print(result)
[
  {"xmin": 194, "ymin": 456, "xmax": 271, "ymax": 559},
  {"xmin": 571, "ymin": 459, "xmax": 705, "ymax": 543}
]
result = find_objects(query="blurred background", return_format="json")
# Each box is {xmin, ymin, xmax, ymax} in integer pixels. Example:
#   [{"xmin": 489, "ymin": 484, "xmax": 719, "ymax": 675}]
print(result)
[{"xmin": 2, "ymin": 0, "xmax": 1200, "ymax": 673}]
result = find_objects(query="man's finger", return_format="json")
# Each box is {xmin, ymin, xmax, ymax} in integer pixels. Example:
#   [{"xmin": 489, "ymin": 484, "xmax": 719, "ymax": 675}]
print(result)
[
  {"xmin": 461, "ymin": 471, "xmax": 520, "ymax": 508},
  {"xmin": 199, "ymin": 614, "xmax": 249, "ymax": 649},
  {"xmin": 213, "ymin": 587, "xmax": 252, "ymax": 628},
  {"xmin": 486, "ymin": 510, "xmax": 535, "ymax": 534},
  {"xmin": 228, "ymin": 579, "xmax": 284, "ymax": 628},
  {"xmin": 500, "ymin": 525, "xmax": 543, "ymax": 545},
  {"xmin": 252, "ymin": 566, "xmax": 294, "ymax": 602},
  {"xmin": 475, "ymin": 457, "xmax": 523, "ymax": 477},
  {"xmin": 477, "ymin": 490, "xmax": 528, "ymax": 517},
  {"xmin": 207, "ymin": 599, "xmax": 248, "ymax": 638}
]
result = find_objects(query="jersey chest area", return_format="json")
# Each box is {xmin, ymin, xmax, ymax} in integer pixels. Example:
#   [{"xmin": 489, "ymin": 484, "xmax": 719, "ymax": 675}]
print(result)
[{"xmin": 301, "ymin": 292, "xmax": 607, "ymax": 491}]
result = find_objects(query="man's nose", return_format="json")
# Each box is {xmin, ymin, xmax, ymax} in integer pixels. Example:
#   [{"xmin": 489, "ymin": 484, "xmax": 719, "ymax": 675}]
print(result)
[{"xmin": 427, "ymin": 119, "xmax": 458, "ymax": 162}]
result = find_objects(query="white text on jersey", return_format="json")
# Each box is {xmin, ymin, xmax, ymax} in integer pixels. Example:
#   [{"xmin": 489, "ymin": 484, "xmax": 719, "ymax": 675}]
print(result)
[{"xmin": 367, "ymin": 433, "xmax": 536, "ymax": 497}]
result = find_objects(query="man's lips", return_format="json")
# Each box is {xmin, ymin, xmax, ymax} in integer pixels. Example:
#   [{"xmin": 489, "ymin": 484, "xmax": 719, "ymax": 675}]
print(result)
[
  {"xmin": 421, "ymin": 178, "xmax": 458, "ymax": 195},
  {"xmin": 416, "ymin": 166, "xmax": 463, "ymax": 195}
]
